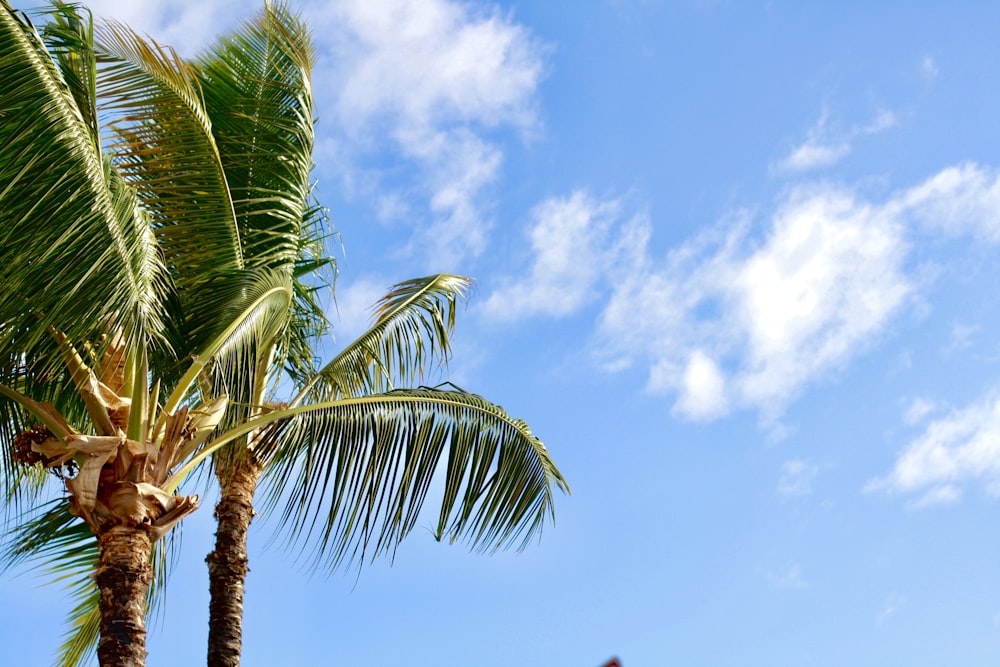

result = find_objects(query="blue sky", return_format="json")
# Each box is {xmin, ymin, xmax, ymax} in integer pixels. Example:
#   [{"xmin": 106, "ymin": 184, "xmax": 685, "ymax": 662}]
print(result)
[{"xmin": 5, "ymin": 1, "xmax": 1000, "ymax": 665}]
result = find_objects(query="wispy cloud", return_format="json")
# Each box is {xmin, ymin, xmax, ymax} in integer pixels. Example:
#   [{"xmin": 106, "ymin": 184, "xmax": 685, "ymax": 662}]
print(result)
[
  {"xmin": 946, "ymin": 322, "xmax": 980, "ymax": 355},
  {"xmin": 902, "ymin": 397, "xmax": 938, "ymax": 426},
  {"xmin": 779, "ymin": 141, "xmax": 852, "ymax": 172},
  {"xmin": 778, "ymin": 459, "xmax": 819, "ymax": 497},
  {"xmin": 598, "ymin": 183, "xmax": 910, "ymax": 421},
  {"xmin": 490, "ymin": 164, "xmax": 1000, "ymax": 423},
  {"xmin": 310, "ymin": 0, "xmax": 546, "ymax": 266},
  {"xmin": 868, "ymin": 391, "xmax": 1000, "ymax": 506},
  {"xmin": 897, "ymin": 163, "xmax": 1000, "ymax": 242},
  {"xmin": 767, "ymin": 562, "xmax": 808, "ymax": 589},
  {"xmin": 84, "ymin": 0, "xmax": 247, "ymax": 55},
  {"xmin": 481, "ymin": 192, "xmax": 649, "ymax": 321},
  {"xmin": 775, "ymin": 107, "xmax": 896, "ymax": 173},
  {"xmin": 922, "ymin": 55, "xmax": 940, "ymax": 80}
]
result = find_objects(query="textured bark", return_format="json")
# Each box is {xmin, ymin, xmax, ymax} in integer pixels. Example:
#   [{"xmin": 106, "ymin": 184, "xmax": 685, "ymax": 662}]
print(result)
[
  {"xmin": 207, "ymin": 456, "xmax": 261, "ymax": 667},
  {"xmin": 96, "ymin": 525, "xmax": 152, "ymax": 667}
]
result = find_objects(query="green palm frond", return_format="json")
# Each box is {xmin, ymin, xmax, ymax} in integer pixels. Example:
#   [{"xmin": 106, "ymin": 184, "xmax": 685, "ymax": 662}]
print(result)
[
  {"xmin": 39, "ymin": 1, "xmax": 99, "ymax": 151},
  {"xmin": 273, "ymin": 238, "xmax": 334, "ymax": 389},
  {"xmin": 196, "ymin": 2, "xmax": 334, "ymax": 399},
  {"xmin": 1, "ymin": 500, "xmax": 96, "ymax": 666},
  {"xmin": 1, "ymin": 499, "xmax": 180, "ymax": 667},
  {"xmin": 57, "ymin": 590, "xmax": 99, "ymax": 667},
  {"xmin": 0, "ymin": 3, "xmax": 167, "ymax": 368},
  {"xmin": 95, "ymin": 18, "xmax": 243, "ymax": 296},
  {"xmin": 162, "ymin": 267, "xmax": 293, "ymax": 419},
  {"xmin": 250, "ymin": 387, "xmax": 567, "ymax": 569},
  {"xmin": 294, "ymin": 274, "xmax": 472, "ymax": 405},
  {"xmin": 197, "ymin": 0, "xmax": 315, "ymax": 272}
]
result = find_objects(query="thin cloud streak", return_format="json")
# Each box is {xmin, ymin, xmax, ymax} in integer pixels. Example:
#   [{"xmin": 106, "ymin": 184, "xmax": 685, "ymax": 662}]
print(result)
[
  {"xmin": 775, "ymin": 107, "xmax": 896, "ymax": 173},
  {"xmin": 869, "ymin": 391, "xmax": 1000, "ymax": 506}
]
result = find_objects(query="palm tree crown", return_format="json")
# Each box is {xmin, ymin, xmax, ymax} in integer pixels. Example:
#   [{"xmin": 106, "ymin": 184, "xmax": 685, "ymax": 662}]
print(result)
[{"xmin": 0, "ymin": 3, "xmax": 567, "ymax": 666}]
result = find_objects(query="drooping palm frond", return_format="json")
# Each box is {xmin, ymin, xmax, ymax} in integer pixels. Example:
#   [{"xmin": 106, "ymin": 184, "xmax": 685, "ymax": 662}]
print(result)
[
  {"xmin": 293, "ymin": 275, "xmax": 473, "ymax": 405},
  {"xmin": 0, "ymin": 2, "xmax": 167, "ymax": 369},
  {"xmin": 0, "ymin": 500, "xmax": 98, "ymax": 667},
  {"xmin": 1, "ymin": 499, "xmax": 181, "ymax": 667},
  {"xmin": 241, "ymin": 387, "xmax": 568, "ymax": 570},
  {"xmin": 95, "ymin": 19, "xmax": 244, "ymax": 299}
]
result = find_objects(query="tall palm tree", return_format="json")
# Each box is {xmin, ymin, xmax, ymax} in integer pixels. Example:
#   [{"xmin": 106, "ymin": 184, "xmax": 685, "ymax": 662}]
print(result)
[{"xmin": 0, "ymin": 3, "xmax": 567, "ymax": 667}]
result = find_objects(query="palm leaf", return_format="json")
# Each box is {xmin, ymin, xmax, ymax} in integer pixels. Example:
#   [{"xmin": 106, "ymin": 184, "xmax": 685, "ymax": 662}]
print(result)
[
  {"xmin": 95, "ymin": 18, "xmax": 244, "ymax": 299},
  {"xmin": 0, "ymin": 3, "xmax": 167, "ymax": 368},
  {"xmin": 293, "ymin": 274, "xmax": 472, "ymax": 405},
  {"xmin": 273, "ymin": 237, "xmax": 334, "ymax": 389},
  {"xmin": 242, "ymin": 387, "xmax": 568, "ymax": 569},
  {"xmin": 197, "ymin": 2, "xmax": 333, "ymax": 398},
  {"xmin": 1, "ymin": 499, "xmax": 180, "ymax": 667},
  {"xmin": 39, "ymin": 1, "xmax": 99, "ymax": 152},
  {"xmin": 161, "ymin": 267, "xmax": 294, "ymax": 420},
  {"xmin": 196, "ymin": 0, "xmax": 316, "ymax": 272}
]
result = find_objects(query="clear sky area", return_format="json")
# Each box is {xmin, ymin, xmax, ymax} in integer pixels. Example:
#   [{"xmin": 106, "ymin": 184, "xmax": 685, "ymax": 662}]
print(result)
[{"xmin": 4, "ymin": 1, "xmax": 1000, "ymax": 665}]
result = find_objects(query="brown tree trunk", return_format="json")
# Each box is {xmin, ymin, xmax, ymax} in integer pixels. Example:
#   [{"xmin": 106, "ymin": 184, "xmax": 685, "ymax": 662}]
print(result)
[
  {"xmin": 207, "ymin": 455, "xmax": 261, "ymax": 667},
  {"xmin": 96, "ymin": 525, "xmax": 152, "ymax": 667}
]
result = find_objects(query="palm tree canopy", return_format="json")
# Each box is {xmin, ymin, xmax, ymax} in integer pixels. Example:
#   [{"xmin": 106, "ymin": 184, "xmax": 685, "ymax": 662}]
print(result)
[
  {"xmin": 0, "ymin": 2, "xmax": 326, "ymax": 663},
  {"xmin": 0, "ymin": 1, "xmax": 567, "ymax": 664}
]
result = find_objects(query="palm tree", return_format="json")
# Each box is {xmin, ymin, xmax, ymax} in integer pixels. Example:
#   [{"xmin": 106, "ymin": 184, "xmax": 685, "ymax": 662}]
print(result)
[{"xmin": 0, "ymin": 3, "xmax": 567, "ymax": 667}]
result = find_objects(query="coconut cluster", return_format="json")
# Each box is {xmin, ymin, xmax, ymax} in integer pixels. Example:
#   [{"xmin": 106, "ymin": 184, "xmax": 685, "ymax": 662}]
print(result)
[
  {"xmin": 10, "ymin": 425, "xmax": 77, "ymax": 478},
  {"xmin": 10, "ymin": 425, "xmax": 53, "ymax": 466}
]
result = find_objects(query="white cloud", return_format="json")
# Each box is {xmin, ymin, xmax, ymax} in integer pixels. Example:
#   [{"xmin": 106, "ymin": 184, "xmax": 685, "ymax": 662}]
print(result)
[
  {"xmin": 590, "ymin": 163, "xmax": 1000, "ymax": 421},
  {"xmin": 776, "ymin": 107, "xmax": 896, "ymax": 173},
  {"xmin": 310, "ymin": 0, "xmax": 545, "ymax": 265},
  {"xmin": 779, "ymin": 141, "xmax": 852, "ymax": 172},
  {"xmin": 83, "ymin": 0, "xmax": 246, "ymax": 56},
  {"xmin": 598, "ymin": 184, "xmax": 910, "ymax": 420},
  {"xmin": 483, "ymin": 163, "xmax": 1000, "ymax": 422},
  {"xmin": 922, "ymin": 55, "xmax": 940, "ymax": 80},
  {"xmin": 902, "ymin": 397, "xmax": 937, "ymax": 426},
  {"xmin": 673, "ymin": 350, "xmax": 728, "ymax": 421},
  {"xmin": 778, "ymin": 459, "xmax": 819, "ymax": 497},
  {"xmin": 481, "ymin": 192, "xmax": 649, "ymax": 321},
  {"xmin": 735, "ymin": 188, "xmax": 909, "ymax": 409},
  {"xmin": 868, "ymin": 391, "xmax": 1000, "ymax": 506},
  {"xmin": 909, "ymin": 484, "xmax": 961, "ymax": 508},
  {"xmin": 767, "ymin": 562, "xmax": 807, "ymax": 589},
  {"xmin": 327, "ymin": 0, "xmax": 540, "ymax": 131},
  {"xmin": 898, "ymin": 163, "xmax": 1000, "ymax": 242},
  {"xmin": 863, "ymin": 109, "xmax": 897, "ymax": 135}
]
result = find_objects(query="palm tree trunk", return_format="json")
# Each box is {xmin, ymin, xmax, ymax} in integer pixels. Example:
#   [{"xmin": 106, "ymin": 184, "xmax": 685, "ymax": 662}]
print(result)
[
  {"xmin": 96, "ymin": 525, "xmax": 152, "ymax": 667},
  {"xmin": 207, "ymin": 455, "xmax": 261, "ymax": 667}
]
